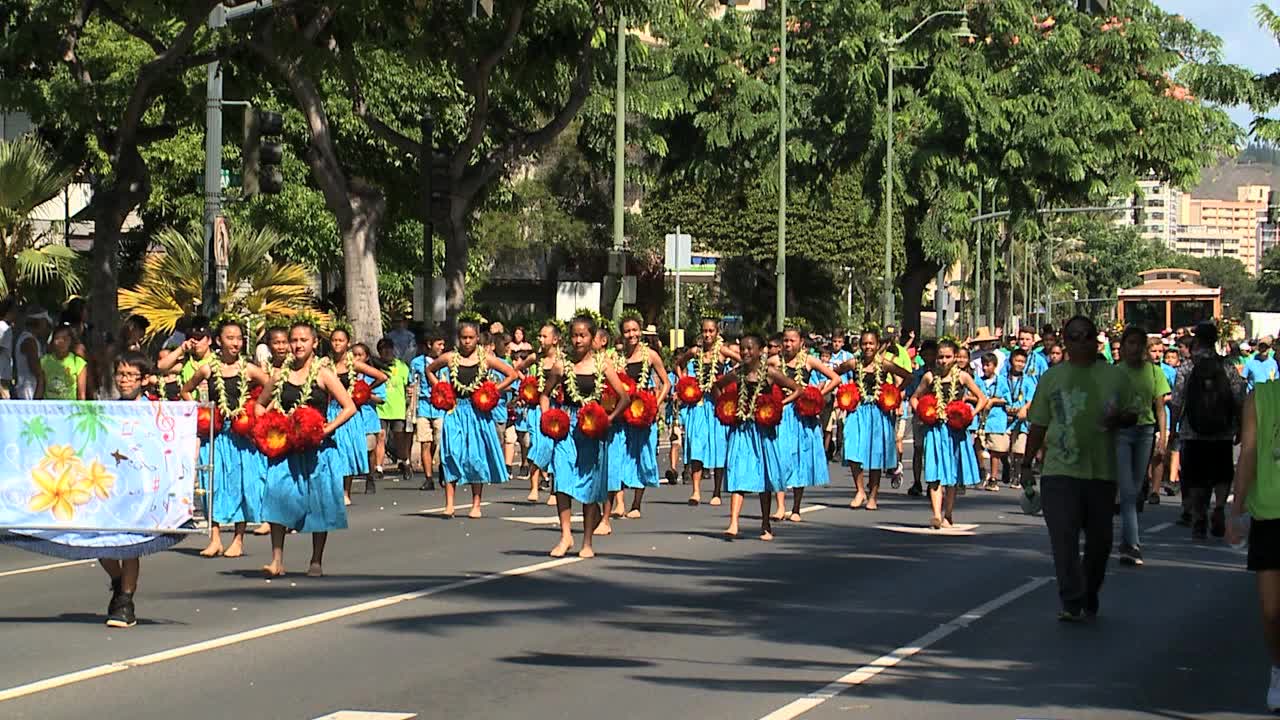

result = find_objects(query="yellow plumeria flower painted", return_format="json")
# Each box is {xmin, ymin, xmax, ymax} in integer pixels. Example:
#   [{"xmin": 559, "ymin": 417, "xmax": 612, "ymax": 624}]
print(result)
[
  {"xmin": 41, "ymin": 444, "xmax": 80, "ymax": 474},
  {"xmin": 28, "ymin": 466, "xmax": 92, "ymax": 522},
  {"xmin": 78, "ymin": 460, "xmax": 115, "ymax": 500}
]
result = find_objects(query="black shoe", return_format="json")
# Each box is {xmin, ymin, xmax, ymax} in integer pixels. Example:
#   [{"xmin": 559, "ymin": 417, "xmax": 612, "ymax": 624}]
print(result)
[
  {"xmin": 1085, "ymin": 593, "xmax": 1099, "ymax": 619},
  {"xmin": 1176, "ymin": 510, "xmax": 1192, "ymax": 527},
  {"xmin": 907, "ymin": 484, "xmax": 923, "ymax": 497},
  {"xmin": 419, "ymin": 477, "xmax": 436, "ymax": 491},
  {"xmin": 1211, "ymin": 506, "xmax": 1226, "ymax": 538},
  {"xmin": 1163, "ymin": 483, "xmax": 1177, "ymax": 497},
  {"xmin": 106, "ymin": 592, "xmax": 136, "ymax": 628},
  {"xmin": 1057, "ymin": 608, "xmax": 1086, "ymax": 623},
  {"xmin": 107, "ymin": 578, "xmax": 121, "ymax": 616},
  {"xmin": 890, "ymin": 471, "xmax": 902, "ymax": 489},
  {"xmin": 665, "ymin": 469, "xmax": 677, "ymax": 484},
  {"xmin": 1118, "ymin": 544, "xmax": 1144, "ymax": 566},
  {"xmin": 1147, "ymin": 492, "xmax": 1160, "ymax": 506},
  {"xmin": 365, "ymin": 472, "xmax": 378, "ymax": 495}
]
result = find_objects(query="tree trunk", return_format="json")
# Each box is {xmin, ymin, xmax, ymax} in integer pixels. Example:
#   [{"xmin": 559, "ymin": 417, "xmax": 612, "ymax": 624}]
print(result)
[
  {"xmin": 899, "ymin": 262, "xmax": 937, "ymax": 337},
  {"xmin": 342, "ymin": 179, "xmax": 385, "ymax": 342},
  {"xmin": 443, "ymin": 202, "xmax": 469, "ymax": 331}
]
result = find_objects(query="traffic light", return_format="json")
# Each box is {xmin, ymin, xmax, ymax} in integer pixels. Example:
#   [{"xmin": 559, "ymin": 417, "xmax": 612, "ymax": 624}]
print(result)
[
  {"xmin": 243, "ymin": 108, "xmax": 284, "ymax": 196},
  {"xmin": 428, "ymin": 149, "xmax": 451, "ymax": 221}
]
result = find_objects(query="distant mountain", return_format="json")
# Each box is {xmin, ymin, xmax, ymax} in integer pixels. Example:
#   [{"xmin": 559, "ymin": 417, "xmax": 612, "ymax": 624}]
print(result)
[{"xmin": 1193, "ymin": 144, "xmax": 1280, "ymax": 200}]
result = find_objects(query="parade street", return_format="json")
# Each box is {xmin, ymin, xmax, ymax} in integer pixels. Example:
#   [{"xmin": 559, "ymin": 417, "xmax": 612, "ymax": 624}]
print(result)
[{"xmin": 0, "ymin": 452, "xmax": 1262, "ymax": 720}]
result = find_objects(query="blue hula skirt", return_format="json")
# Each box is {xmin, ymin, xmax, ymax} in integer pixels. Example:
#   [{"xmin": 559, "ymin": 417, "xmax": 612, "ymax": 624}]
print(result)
[
  {"xmin": 261, "ymin": 438, "xmax": 348, "ymax": 532},
  {"xmin": 441, "ymin": 397, "xmax": 509, "ymax": 485},
  {"xmin": 844, "ymin": 403, "xmax": 898, "ymax": 471},
  {"xmin": 207, "ymin": 424, "xmax": 267, "ymax": 525},
  {"xmin": 608, "ymin": 422, "xmax": 659, "ymax": 490},
  {"xmin": 781, "ymin": 404, "xmax": 828, "ymax": 489},
  {"xmin": 527, "ymin": 405, "xmax": 555, "ymax": 471},
  {"xmin": 329, "ymin": 400, "xmax": 369, "ymax": 477},
  {"xmin": 552, "ymin": 406, "xmax": 609, "ymax": 504},
  {"xmin": 726, "ymin": 421, "xmax": 786, "ymax": 494},
  {"xmin": 923, "ymin": 424, "xmax": 981, "ymax": 487},
  {"xmin": 681, "ymin": 398, "xmax": 728, "ymax": 469},
  {"xmin": 359, "ymin": 403, "xmax": 380, "ymax": 436}
]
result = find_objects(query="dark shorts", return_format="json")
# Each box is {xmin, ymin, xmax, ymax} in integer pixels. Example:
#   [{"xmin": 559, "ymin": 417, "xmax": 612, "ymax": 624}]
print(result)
[
  {"xmin": 1248, "ymin": 518, "xmax": 1280, "ymax": 572},
  {"xmin": 380, "ymin": 419, "xmax": 406, "ymax": 435},
  {"xmin": 1178, "ymin": 439, "xmax": 1234, "ymax": 490}
]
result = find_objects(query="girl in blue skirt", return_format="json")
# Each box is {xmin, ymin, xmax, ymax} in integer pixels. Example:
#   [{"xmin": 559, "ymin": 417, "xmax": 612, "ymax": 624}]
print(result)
[
  {"xmin": 834, "ymin": 330, "xmax": 913, "ymax": 511},
  {"xmin": 351, "ymin": 343, "xmax": 387, "ymax": 493},
  {"xmin": 527, "ymin": 323, "xmax": 562, "ymax": 504},
  {"xmin": 255, "ymin": 322, "xmax": 357, "ymax": 578},
  {"xmin": 909, "ymin": 339, "xmax": 988, "ymax": 529},
  {"xmin": 327, "ymin": 328, "xmax": 387, "ymax": 506},
  {"xmin": 774, "ymin": 327, "xmax": 840, "ymax": 521},
  {"xmin": 424, "ymin": 322, "xmax": 519, "ymax": 518},
  {"xmin": 183, "ymin": 319, "xmax": 271, "ymax": 559},
  {"xmin": 674, "ymin": 318, "xmax": 741, "ymax": 506},
  {"xmin": 606, "ymin": 316, "xmax": 672, "ymax": 520},
  {"xmin": 714, "ymin": 333, "xmax": 801, "ymax": 540},
  {"xmin": 544, "ymin": 315, "xmax": 632, "ymax": 558}
]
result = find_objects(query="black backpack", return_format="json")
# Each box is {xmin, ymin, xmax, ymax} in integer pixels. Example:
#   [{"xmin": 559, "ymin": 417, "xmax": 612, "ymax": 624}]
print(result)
[{"xmin": 1184, "ymin": 356, "xmax": 1235, "ymax": 436}]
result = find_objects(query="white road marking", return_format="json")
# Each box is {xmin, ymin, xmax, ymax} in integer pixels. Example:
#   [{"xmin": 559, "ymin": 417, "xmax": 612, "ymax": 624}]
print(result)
[
  {"xmin": 1146, "ymin": 522, "xmax": 1173, "ymax": 534},
  {"xmin": 412, "ymin": 501, "xmax": 491, "ymax": 515},
  {"xmin": 874, "ymin": 523, "xmax": 979, "ymax": 536},
  {"xmin": 503, "ymin": 515, "xmax": 584, "ymax": 525},
  {"xmin": 311, "ymin": 707, "xmax": 414, "ymax": 712},
  {"xmin": 756, "ymin": 576, "xmax": 1052, "ymax": 720},
  {"xmin": 797, "ymin": 504, "xmax": 828, "ymax": 514},
  {"xmin": 0, "ymin": 556, "xmax": 582, "ymax": 704},
  {"xmin": 0, "ymin": 560, "xmax": 96, "ymax": 579}
]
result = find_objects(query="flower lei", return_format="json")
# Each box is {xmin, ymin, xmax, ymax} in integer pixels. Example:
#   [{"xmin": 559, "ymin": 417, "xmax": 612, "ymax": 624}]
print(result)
[
  {"xmin": 784, "ymin": 354, "xmax": 808, "ymax": 385},
  {"xmin": 693, "ymin": 337, "xmax": 723, "ymax": 392},
  {"xmin": 628, "ymin": 346, "xmax": 653, "ymax": 389},
  {"xmin": 736, "ymin": 374, "xmax": 766, "ymax": 423},
  {"xmin": 932, "ymin": 366, "xmax": 963, "ymax": 404},
  {"xmin": 564, "ymin": 351, "xmax": 605, "ymax": 406},
  {"xmin": 269, "ymin": 356, "xmax": 323, "ymax": 411},
  {"xmin": 214, "ymin": 358, "xmax": 250, "ymax": 419},
  {"xmin": 858, "ymin": 360, "xmax": 890, "ymax": 405},
  {"xmin": 341, "ymin": 350, "xmax": 356, "ymax": 386},
  {"xmin": 449, "ymin": 347, "xmax": 488, "ymax": 395}
]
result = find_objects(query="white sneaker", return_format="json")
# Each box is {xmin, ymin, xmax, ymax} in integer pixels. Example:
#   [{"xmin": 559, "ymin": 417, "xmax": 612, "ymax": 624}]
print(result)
[{"xmin": 1268, "ymin": 666, "xmax": 1280, "ymax": 712}]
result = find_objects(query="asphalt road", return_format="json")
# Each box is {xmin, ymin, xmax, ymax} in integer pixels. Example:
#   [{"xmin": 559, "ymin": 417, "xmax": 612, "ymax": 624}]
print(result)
[{"xmin": 0, "ymin": 448, "xmax": 1269, "ymax": 720}]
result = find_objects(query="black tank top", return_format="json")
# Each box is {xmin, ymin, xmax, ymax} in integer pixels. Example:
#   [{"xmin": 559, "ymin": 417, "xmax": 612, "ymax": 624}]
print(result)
[
  {"xmin": 279, "ymin": 381, "xmax": 329, "ymax": 413},
  {"xmin": 625, "ymin": 360, "xmax": 646, "ymax": 385},
  {"xmin": 210, "ymin": 371, "xmax": 244, "ymax": 408},
  {"xmin": 453, "ymin": 364, "xmax": 480, "ymax": 397},
  {"xmin": 562, "ymin": 373, "xmax": 596, "ymax": 406}
]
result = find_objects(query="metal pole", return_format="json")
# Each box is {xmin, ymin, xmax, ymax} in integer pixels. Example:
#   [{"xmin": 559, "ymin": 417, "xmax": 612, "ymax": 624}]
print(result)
[
  {"xmin": 846, "ymin": 269, "xmax": 853, "ymax": 319},
  {"xmin": 989, "ymin": 192, "xmax": 996, "ymax": 333},
  {"xmin": 421, "ymin": 115, "xmax": 435, "ymax": 324},
  {"xmin": 674, "ymin": 226, "xmax": 681, "ymax": 334},
  {"xmin": 775, "ymin": 0, "xmax": 787, "ymax": 332},
  {"xmin": 611, "ymin": 11, "xmax": 626, "ymax": 321},
  {"xmin": 201, "ymin": 50, "xmax": 223, "ymax": 318},
  {"xmin": 975, "ymin": 184, "xmax": 983, "ymax": 330},
  {"xmin": 883, "ymin": 48, "xmax": 895, "ymax": 328}
]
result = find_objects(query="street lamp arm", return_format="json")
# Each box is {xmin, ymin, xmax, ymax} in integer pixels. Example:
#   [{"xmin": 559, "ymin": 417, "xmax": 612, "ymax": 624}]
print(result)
[{"xmin": 890, "ymin": 10, "xmax": 967, "ymax": 47}]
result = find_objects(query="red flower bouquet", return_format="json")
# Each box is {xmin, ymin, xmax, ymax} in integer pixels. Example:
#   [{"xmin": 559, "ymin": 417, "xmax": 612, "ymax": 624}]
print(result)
[
  {"xmin": 715, "ymin": 391, "xmax": 740, "ymax": 427},
  {"xmin": 471, "ymin": 380, "xmax": 500, "ymax": 413},
  {"xmin": 230, "ymin": 407, "xmax": 256, "ymax": 437},
  {"xmin": 289, "ymin": 405, "xmax": 327, "ymax": 451},
  {"xmin": 197, "ymin": 406, "xmax": 222, "ymax": 437},
  {"xmin": 518, "ymin": 375, "xmax": 541, "ymax": 406},
  {"xmin": 577, "ymin": 401, "xmax": 610, "ymax": 441},
  {"xmin": 540, "ymin": 407, "xmax": 570, "ymax": 441},
  {"xmin": 754, "ymin": 393, "xmax": 783, "ymax": 428},
  {"xmin": 351, "ymin": 379, "xmax": 372, "ymax": 406},
  {"xmin": 623, "ymin": 390, "xmax": 659, "ymax": 428},
  {"xmin": 430, "ymin": 382, "xmax": 457, "ymax": 412},
  {"xmin": 916, "ymin": 394, "xmax": 942, "ymax": 426},
  {"xmin": 602, "ymin": 374, "xmax": 638, "ymax": 414},
  {"xmin": 945, "ymin": 400, "xmax": 974, "ymax": 430},
  {"xmin": 253, "ymin": 410, "xmax": 293, "ymax": 460},
  {"xmin": 834, "ymin": 382, "xmax": 861, "ymax": 412},
  {"xmin": 877, "ymin": 383, "xmax": 903, "ymax": 413},
  {"xmin": 794, "ymin": 386, "xmax": 824, "ymax": 418},
  {"xmin": 675, "ymin": 376, "xmax": 703, "ymax": 406}
]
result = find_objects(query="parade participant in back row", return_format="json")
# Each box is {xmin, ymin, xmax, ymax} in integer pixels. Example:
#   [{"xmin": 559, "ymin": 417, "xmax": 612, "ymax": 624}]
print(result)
[
  {"xmin": 674, "ymin": 318, "xmax": 742, "ymax": 507},
  {"xmin": 181, "ymin": 319, "xmax": 271, "ymax": 559},
  {"xmin": 328, "ymin": 327, "xmax": 387, "ymax": 505},
  {"xmin": 910, "ymin": 339, "xmax": 987, "ymax": 529},
  {"xmin": 2, "ymin": 351, "xmax": 188, "ymax": 628},
  {"xmin": 425, "ymin": 322, "xmax": 519, "ymax": 518},
  {"xmin": 835, "ymin": 330, "xmax": 912, "ymax": 511},
  {"xmin": 775, "ymin": 326, "xmax": 839, "ymax": 521},
  {"xmin": 526, "ymin": 323, "xmax": 563, "ymax": 504},
  {"xmin": 411, "ymin": 332, "xmax": 447, "ymax": 491},
  {"xmin": 606, "ymin": 315, "xmax": 671, "ymax": 520}
]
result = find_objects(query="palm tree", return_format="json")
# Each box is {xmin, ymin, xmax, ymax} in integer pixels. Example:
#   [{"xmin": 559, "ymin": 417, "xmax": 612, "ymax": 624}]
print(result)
[
  {"xmin": 118, "ymin": 222, "xmax": 319, "ymax": 340},
  {"xmin": 0, "ymin": 136, "xmax": 80, "ymax": 302}
]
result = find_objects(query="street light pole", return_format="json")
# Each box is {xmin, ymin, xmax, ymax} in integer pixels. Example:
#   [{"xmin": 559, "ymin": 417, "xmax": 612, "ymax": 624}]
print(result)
[
  {"xmin": 611, "ymin": 11, "xmax": 626, "ymax": 322},
  {"xmin": 776, "ymin": 0, "xmax": 787, "ymax": 332}
]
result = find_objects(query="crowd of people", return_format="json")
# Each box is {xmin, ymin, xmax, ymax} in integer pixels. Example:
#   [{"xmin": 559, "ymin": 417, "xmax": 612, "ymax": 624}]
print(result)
[{"xmin": 4, "ymin": 302, "xmax": 1280, "ymax": 711}]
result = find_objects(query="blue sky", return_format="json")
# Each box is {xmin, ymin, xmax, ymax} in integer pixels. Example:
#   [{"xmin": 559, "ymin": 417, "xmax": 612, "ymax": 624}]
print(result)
[{"xmin": 1158, "ymin": 0, "xmax": 1277, "ymax": 132}]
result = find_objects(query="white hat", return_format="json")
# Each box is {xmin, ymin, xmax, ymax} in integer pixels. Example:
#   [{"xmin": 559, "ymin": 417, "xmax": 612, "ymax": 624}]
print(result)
[{"xmin": 1242, "ymin": 341, "xmax": 1253, "ymax": 352}]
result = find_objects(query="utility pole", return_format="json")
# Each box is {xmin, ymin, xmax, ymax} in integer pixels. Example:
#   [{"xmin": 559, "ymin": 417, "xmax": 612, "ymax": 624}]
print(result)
[
  {"xmin": 609, "ymin": 11, "xmax": 626, "ymax": 321},
  {"xmin": 421, "ymin": 115, "xmax": 435, "ymax": 324},
  {"xmin": 775, "ymin": 0, "xmax": 787, "ymax": 332}
]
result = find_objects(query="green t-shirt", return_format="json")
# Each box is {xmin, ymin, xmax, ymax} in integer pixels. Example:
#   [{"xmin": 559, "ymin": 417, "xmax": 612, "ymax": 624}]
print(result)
[
  {"xmin": 377, "ymin": 359, "xmax": 409, "ymax": 421},
  {"xmin": 1119, "ymin": 361, "xmax": 1171, "ymax": 427},
  {"xmin": 40, "ymin": 353, "xmax": 86, "ymax": 400},
  {"xmin": 1027, "ymin": 361, "xmax": 1131, "ymax": 482},
  {"xmin": 1250, "ymin": 383, "xmax": 1280, "ymax": 520},
  {"xmin": 181, "ymin": 355, "xmax": 214, "ymax": 399}
]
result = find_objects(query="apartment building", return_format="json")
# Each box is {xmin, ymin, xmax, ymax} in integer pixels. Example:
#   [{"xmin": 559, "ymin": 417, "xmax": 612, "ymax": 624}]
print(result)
[{"xmin": 1176, "ymin": 184, "xmax": 1270, "ymax": 273}]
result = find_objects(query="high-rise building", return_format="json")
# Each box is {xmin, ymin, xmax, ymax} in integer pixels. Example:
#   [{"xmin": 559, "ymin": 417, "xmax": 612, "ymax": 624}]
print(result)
[{"xmin": 1177, "ymin": 184, "xmax": 1270, "ymax": 274}]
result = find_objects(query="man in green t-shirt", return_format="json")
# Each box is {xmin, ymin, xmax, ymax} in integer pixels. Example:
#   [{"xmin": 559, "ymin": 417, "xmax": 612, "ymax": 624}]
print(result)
[
  {"xmin": 1023, "ymin": 315, "xmax": 1135, "ymax": 623},
  {"xmin": 376, "ymin": 338, "xmax": 412, "ymax": 481}
]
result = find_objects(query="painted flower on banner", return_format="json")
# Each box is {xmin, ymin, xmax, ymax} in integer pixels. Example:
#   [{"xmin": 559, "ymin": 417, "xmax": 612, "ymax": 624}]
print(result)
[
  {"xmin": 78, "ymin": 460, "xmax": 116, "ymax": 500},
  {"xmin": 28, "ymin": 466, "xmax": 92, "ymax": 521},
  {"xmin": 41, "ymin": 444, "xmax": 80, "ymax": 474}
]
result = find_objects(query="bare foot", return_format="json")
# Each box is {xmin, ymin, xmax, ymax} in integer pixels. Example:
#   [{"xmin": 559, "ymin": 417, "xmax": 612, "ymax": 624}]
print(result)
[
  {"xmin": 253, "ymin": 523, "xmax": 271, "ymax": 536},
  {"xmin": 789, "ymin": 512, "xmax": 802, "ymax": 522},
  {"xmin": 724, "ymin": 525, "xmax": 739, "ymax": 539},
  {"xmin": 468, "ymin": 507, "xmax": 483, "ymax": 519},
  {"xmin": 941, "ymin": 518, "xmax": 953, "ymax": 529},
  {"xmin": 199, "ymin": 542, "xmax": 224, "ymax": 558},
  {"xmin": 610, "ymin": 508, "xmax": 625, "ymax": 519},
  {"xmin": 526, "ymin": 492, "xmax": 539, "ymax": 503},
  {"xmin": 442, "ymin": 505, "xmax": 455, "ymax": 518},
  {"xmin": 344, "ymin": 495, "xmax": 352, "ymax": 506},
  {"xmin": 760, "ymin": 530, "xmax": 774, "ymax": 541},
  {"xmin": 687, "ymin": 496, "xmax": 701, "ymax": 506},
  {"xmin": 306, "ymin": 562, "xmax": 323, "ymax": 577},
  {"xmin": 930, "ymin": 517, "xmax": 942, "ymax": 530},
  {"xmin": 850, "ymin": 493, "xmax": 867, "ymax": 509},
  {"xmin": 709, "ymin": 496, "xmax": 722, "ymax": 507},
  {"xmin": 625, "ymin": 509, "xmax": 642, "ymax": 519},
  {"xmin": 594, "ymin": 523, "xmax": 613, "ymax": 536},
  {"xmin": 578, "ymin": 546, "xmax": 596, "ymax": 559},
  {"xmin": 546, "ymin": 495, "xmax": 557, "ymax": 506},
  {"xmin": 549, "ymin": 539, "xmax": 574, "ymax": 558},
  {"xmin": 770, "ymin": 512, "xmax": 785, "ymax": 522},
  {"xmin": 262, "ymin": 563, "xmax": 285, "ymax": 578},
  {"xmin": 223, "ymin": 541, "xmax": 245, "ymax": 558},
  {"xmin": 866, "ymin": 501, "xmax": 879, "ymax": 511}
]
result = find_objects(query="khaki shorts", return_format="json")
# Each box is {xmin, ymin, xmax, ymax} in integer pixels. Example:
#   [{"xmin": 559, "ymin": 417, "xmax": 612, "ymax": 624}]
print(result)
[
  {"xmin": 983, "ymin": 432, "xmax": 1011, "ymax": 453},
  {"xmin": 896, "ymin": 413, "xmax": 908, "ymax": 441},
  {"xmin": 415, "ymin": 417, "xmax": 443, "ymax": 443},
  {"xmin": 1008, "ymin": 430, "xmax": 1028, "ymax": 456},
  {"xmin": 826, "ymin": 408, "xmax": 845, "ymax": 433},
  {"xmin": 503, "ymin": 424, "xmax": 517, "ymax": 445}
]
